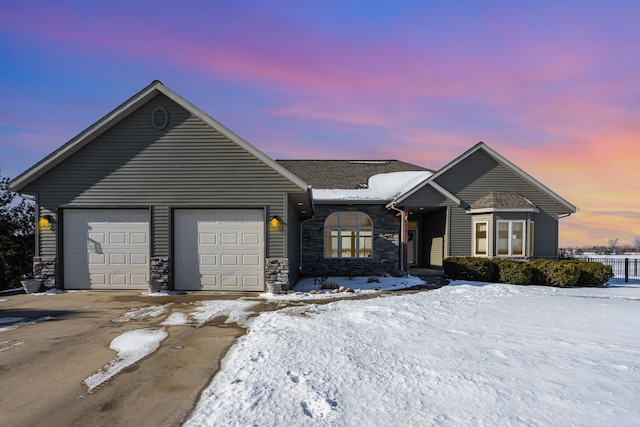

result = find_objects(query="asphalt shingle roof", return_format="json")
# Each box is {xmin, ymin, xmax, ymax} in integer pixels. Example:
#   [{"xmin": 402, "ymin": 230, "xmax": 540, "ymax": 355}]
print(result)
[
  {"xmin": 471, "ymin": 191, "xmax": 536, "ymax": 209},
  {"xmin": 275, "ymin": 160, "xmax": 432, "ymax": 189}
]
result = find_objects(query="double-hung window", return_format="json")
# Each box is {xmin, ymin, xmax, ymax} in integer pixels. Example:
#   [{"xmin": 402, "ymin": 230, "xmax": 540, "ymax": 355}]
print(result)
[
  {"xmin": 497, "ymin": 220, "xmax": 526, "ymax": 256},
  {"xmin": 474, "ymin": 221, "xmax": 488, "ymax": 256},
  {"xmin": 324, "ymin": 212, "xmax": 373, "ymax": 258}
]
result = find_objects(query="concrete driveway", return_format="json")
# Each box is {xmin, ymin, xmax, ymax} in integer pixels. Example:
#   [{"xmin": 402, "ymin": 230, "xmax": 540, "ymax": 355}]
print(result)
[{"xmin": 0, "ymin": 290, "xmax": 279, "ymax": 427}]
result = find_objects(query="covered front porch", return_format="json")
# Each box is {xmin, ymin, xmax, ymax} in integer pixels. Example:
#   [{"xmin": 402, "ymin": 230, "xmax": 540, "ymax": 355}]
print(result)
[{"xmin": 400, "ymin": 206, "xmax": 449, "ymax": 272}]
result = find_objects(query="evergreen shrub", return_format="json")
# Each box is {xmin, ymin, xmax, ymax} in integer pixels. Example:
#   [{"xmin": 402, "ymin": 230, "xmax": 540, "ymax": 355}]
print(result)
[
  {"xmin": 444, "ymin": 257, "xmax": 612, "ymax": 287},
  {"xmin": 493, "ymin": 259, "xmax": 533, "ymax": 285},
  {"xmin": 442, "ymin": 257, "xmax": 494, "ymax": 282}
]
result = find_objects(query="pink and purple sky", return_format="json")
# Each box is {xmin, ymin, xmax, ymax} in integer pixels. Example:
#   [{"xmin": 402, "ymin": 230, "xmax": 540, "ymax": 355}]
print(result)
[{"xmin": 1, "ymin": 1, "xmax": 639, "ymax": 248}]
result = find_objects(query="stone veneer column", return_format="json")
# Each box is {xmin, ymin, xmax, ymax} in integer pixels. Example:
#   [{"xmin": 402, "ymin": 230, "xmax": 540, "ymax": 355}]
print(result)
[
  {"xmin": 265, "ymin": 258, "xmax": 289, "ymax": 293},
  {"xmin": 149, "ymin": 257, "xmax": 170, "ymax": 291},
  {"xmin": 33, "ymin": 256, "xmax": 56, "ymax": 288}
]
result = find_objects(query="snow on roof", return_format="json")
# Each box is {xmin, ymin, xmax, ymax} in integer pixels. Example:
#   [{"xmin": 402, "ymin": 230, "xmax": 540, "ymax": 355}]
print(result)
[{"xmin": 312, "ymin": 170, "xmax": 432, "ymax": 201}]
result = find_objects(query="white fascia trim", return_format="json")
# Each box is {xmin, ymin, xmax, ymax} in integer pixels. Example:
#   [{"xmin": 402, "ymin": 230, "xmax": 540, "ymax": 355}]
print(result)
[{"xmin": 466, "ymin": 207, "xmax": 540, "ymax": 214}]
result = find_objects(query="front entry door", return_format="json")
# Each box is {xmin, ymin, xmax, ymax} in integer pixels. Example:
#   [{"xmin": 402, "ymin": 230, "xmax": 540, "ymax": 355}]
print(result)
[{"xmin": 407, "ymin": 225, "xmax": 419, "ymax": 266}]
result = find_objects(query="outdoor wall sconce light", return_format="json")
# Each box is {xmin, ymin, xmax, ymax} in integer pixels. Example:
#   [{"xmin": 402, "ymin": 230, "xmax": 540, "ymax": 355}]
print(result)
[
  {"xmin": 269, "ymin": 215, "xmax": 283, "ymax": 232},
  {"xmin": 39, "ymin": 214, "xmax": 56, "ymax": 231}
]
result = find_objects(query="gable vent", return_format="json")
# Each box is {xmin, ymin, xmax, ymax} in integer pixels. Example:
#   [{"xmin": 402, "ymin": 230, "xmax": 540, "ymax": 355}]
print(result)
[{"xmin": 151, "ymin": 106, "xmax": 169, "ymax": 130}]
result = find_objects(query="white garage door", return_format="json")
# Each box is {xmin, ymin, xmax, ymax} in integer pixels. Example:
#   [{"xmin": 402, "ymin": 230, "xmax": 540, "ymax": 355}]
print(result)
[
  {"xmin": 63, "ymin": 209, "xmax": 149, "ymax": 289},
  {"xmin": 174, "ymin": 209, "xmax": 264, "ymax": 291}
]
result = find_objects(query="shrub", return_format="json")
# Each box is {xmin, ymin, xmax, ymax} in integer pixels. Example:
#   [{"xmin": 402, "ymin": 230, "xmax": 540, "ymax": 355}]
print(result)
[
  {"xmin": 529, "ymin": 259, "xmax": 553, "ymax": 285},
  {"xmin": 573, "ymin": 260, "xmax": 614, "ymax": 287},
  {"xmin": 445, "ymin": 257, "xmax": 613, "ymax": 288},
  {"xmin": 443, "ymin": 257, "xmax": 495, "ymax": 282},
  {"xmin": 542, "ymin": 260, "xmax": 581, "ymax": 287},
  {"xmin": 367, "ymin": 275, "xmax": 381, "ymax": 283},
  {"xmin": 493, "ymin": 259, "xmax": 533, "ymax": 285}
]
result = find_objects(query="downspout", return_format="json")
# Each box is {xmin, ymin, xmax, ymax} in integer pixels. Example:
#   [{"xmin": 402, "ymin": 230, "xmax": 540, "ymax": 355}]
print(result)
[{"xmin": 388, "ymin": 202, "xmax": 407, "ymax": 276}]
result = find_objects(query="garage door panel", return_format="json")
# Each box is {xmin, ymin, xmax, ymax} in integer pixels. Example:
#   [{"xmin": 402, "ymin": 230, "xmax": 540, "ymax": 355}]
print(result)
[
  {"xmin": 221, "ymin": 275, "xmax": 238, "ymax": 287},
  {"xmin": 109, "ymin": 233, "xmax": 126, "ymax": 244},
  {"xmin": 220, "ymin": 254, "xmax": 238, "ymax": 266},
  {"xmin": 110, "ymin": 253, "xmax": 127, "ymax": 265},
  {"xmin": 243, "ymin": 233, "xmax": 260, "ymax": 245},
  {"xmin": 89, "ymin": 232, "xmax": 106, "ymax": 243},
  {"xmin": 64, "ymin": 209, "xmax": 149, "ymax": 289},
  {"xmin": 200, "ymin": 254, "xmax": 217, "ymax": 265},
  {"xmin": 221, "ymin": 233, "xmax": 237, "ymax": 245},
  {"xmin": 130, "ymin": 253, "xmax": 148, "ymax": 265},
  {"xmin": 130, "ymin": 232, "xmax": 147, "ymax": 244},
  {"xmin": 200, "ymin": 233, "xmax": 216, "ymax": 244},
  {"xmin": 89, "ymin": 253, "xmax": 106, "ymax": 265},
  {"xmin": 242, "ymin": 275, "xmax": 260, "ymax": 287},
  {"xmin": 110, "ymin": 274, "xmax": 126, "ymax": 285},
  {"xmin": 174, "ymin": 209, "xmax": 264, "ymax": 291},
  {"xmin": 201, "ymin": 275, "xmax": 217, "ymax": 286},
  {"xmin": 90, "ymin": 274, "xmax": 106, "ymax": 285},
  {"xmin": 131, "ymin": 274, "xmax": 148, "ymax": 286},
  {"xmin": 243, "ymin": 254, "xmax": 260, "ymax": 266}
]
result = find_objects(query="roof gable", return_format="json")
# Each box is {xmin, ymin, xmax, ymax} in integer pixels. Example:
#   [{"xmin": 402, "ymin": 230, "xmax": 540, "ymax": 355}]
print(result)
[
  {"xmin": 10, "ymin": 81, "xmax": 309, "ymax": 192},
  {"xmin": 391, "ymin": 142, "xmax": 577, "ymax": 214}
]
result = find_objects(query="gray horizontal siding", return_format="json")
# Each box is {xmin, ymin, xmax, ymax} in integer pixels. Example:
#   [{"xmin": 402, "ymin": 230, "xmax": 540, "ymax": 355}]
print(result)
[
  {"xmin": 38, "ymin": 206, "xmax": 56, "ymax": 257},
  {"xmin": 24, "ymin": 94, "xmax": 305, "ymax": 260},
  {"xmin": 402, "ymin": 150, "xmax": 569, "ymax": 258},
  {"xmin": 437, "ymin": 150, "xmax": 566, "ymax": 258},
  {"xmin": 152, "ymin": 205, "xmax": 169, "ymax": 257},
  {"xmin": 402, "ymin": 184, "xmax": 446, "ymax": 206}
]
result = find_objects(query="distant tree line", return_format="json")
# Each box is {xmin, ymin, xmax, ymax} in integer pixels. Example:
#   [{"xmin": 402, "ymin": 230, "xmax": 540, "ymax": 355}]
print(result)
[
  {"xmin": 563, "ymin": 236, "xmax": 640, "ymax": 257},
  {"xmin": 1, "ymin": 171, "xmax": 35, "ymax": 291}
]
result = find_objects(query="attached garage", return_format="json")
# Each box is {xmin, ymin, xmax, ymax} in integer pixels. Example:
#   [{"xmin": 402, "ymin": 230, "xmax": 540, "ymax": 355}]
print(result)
[
  {"xmin": 174, "ymin": 209, "xmax": 265, "ymax": 291},
  {"xmin": 63, "ymin": 209, "xmax": 150, "ymax": 289},
  {"xmin": 9, "ymin": 81, "xmax": 313, "ymax": 292}
]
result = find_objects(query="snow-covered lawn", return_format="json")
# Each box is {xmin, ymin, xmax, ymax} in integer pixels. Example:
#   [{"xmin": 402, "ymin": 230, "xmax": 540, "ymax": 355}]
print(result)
[
  {"xmin": 186, "ymin": 281, "xmax": 640, "ymax": 426},
  {"xmin": 4, "ymin": 279, "xmax": 638, "ymax": 425}
]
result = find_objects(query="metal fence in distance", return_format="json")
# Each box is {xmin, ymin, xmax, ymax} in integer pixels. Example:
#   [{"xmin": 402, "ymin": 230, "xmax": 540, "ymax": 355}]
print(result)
[{"xmin": 586, "ymin": 257, "xmax": 640, "ymax": 283}]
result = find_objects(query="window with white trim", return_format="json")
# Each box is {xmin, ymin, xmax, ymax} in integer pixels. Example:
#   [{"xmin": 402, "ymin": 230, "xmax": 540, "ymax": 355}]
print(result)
[
  {"xmin": 497, "ymin": 220, "xmax": 526, "ymax": 256},
  {"xmin": 474, "ymin": 221, "xmax": 488, "ymax": 256},
  {"xmin": 324, "ymin": 212, "xmax": 373, "ymax": 258}
]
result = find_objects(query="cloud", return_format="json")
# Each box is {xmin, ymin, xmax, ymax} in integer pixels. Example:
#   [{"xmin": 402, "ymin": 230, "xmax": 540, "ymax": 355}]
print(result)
[{"xmin": 2, "ymin": 1, "xmax": 639, "ymax": 247}]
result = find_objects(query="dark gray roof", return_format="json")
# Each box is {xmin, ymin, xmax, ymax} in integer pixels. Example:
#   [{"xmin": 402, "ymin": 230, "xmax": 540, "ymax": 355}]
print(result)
[
  {"xmin": 275, "ymin": 160, "xmax": 432, "ymax": 189},
  {"xmin": 471, "ymin": 191, "xmax": 536, "ymax": 209}
]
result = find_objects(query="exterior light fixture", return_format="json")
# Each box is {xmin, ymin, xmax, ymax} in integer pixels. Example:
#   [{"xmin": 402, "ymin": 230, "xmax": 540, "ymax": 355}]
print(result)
[
  {"xmin": 269, "ymin": 215, "xmax": 283, "ymax": 232},
  {"xmin": 39, "ymin": 214, "xmax": 56, "ymax": 231}
]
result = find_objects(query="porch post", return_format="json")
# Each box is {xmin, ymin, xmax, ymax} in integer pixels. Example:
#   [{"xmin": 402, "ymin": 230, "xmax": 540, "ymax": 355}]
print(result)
[{"xmin": 401, "ymin": 207, "xmax": 409, "ymax": 272}]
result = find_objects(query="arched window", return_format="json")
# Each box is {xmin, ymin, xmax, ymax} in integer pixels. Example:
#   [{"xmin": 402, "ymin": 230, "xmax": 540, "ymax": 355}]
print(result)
[{"xmin": 324, "ymin": 212, "xmax": 373, "ymax": 258}]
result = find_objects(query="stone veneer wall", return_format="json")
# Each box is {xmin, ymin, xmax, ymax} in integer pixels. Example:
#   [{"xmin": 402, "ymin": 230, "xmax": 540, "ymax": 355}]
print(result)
[
  {"xmin": 33, "ymin": 256, "xmax": 56, "ymax": 288},
  {"xmin": 300, "ymin": 204, "xmax": 400, "ymax": 277},
  {"xmin": 150, "ymin": 257, "xmax": 170, "ymax": 291},
  {"xmin": 265, "ymin": 257, "xmax": 289, "ymax": 292}
]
